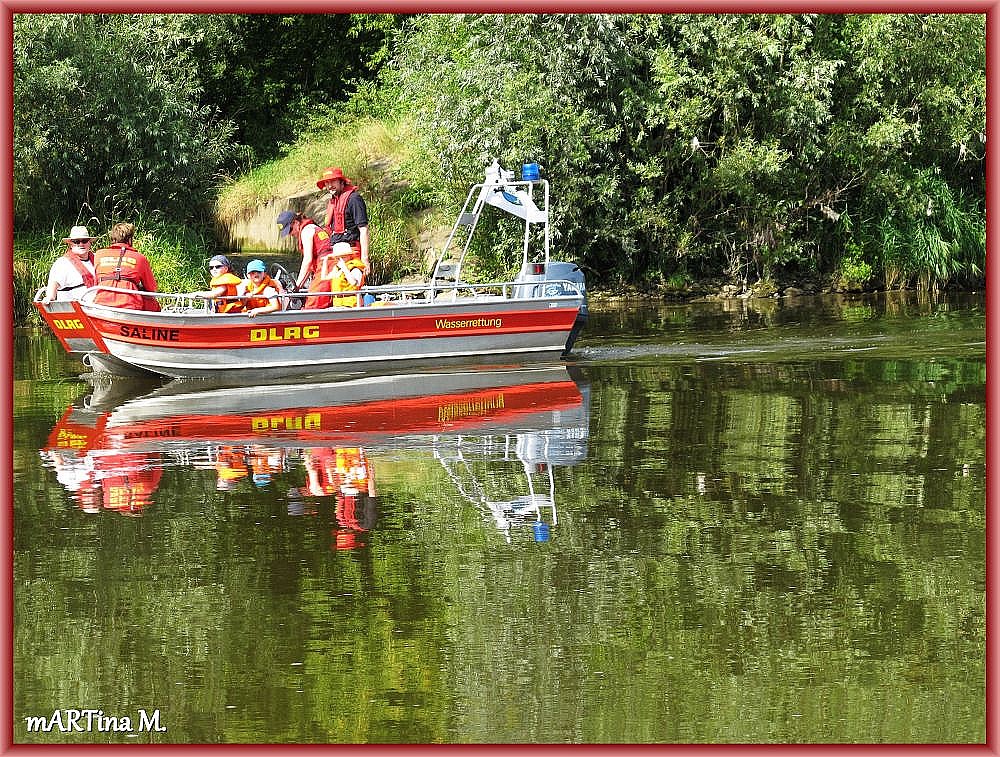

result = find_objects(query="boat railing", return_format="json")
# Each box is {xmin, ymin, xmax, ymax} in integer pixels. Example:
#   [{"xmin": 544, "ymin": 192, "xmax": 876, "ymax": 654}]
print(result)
[
  {"xmin": 73, "ymin": 287, "xmax": 212, "ymax": 312},
  {"xmin": 361, "ymin": 277, "xmax": 584, "ymax": 308},
  {"xmin": 60, "ymin": 277, "xmax": 584, "ymax": 314}
]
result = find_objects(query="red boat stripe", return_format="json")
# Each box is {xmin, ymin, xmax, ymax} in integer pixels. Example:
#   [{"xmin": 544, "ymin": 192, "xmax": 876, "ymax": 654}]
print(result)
[
  {"xmin": 100, "ymin": 381, "xmax": 583, "ymax": 444},
  {"xmin": 87, "ymin": 309, "xmax": 578, "ymax": 350},
  {"xmin": 34, "ymin": 301, "xmax": 109, "ymax": 352}
]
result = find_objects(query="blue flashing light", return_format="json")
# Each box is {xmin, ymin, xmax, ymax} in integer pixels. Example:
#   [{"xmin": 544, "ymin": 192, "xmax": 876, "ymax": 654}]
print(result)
[{"xmin": 522, "ymin": 163, "xmax": 540, "ymax": 181}]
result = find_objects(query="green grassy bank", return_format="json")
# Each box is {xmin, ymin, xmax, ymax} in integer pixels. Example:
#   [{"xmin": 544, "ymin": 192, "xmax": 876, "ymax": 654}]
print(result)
[
  {"xmin": 14, "ymin": 119, "xmax": 442, "ymax": 327},
  {"xmin": 215, "ymin": 117, "xmax": 442, "ymax": 287}
]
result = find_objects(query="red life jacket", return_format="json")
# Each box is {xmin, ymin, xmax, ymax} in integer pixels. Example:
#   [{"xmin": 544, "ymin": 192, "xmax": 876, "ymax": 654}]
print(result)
[
  {"xmin": 328, "ymin": 187, "xmax": 356, "ymax": 235},
  {"xmin": 296, "ymin": 220, "xmax": 333, "ymax": 272},
  {"xmin": 60, "ymin": 250, "xmax": 96, "ymax": 290}
]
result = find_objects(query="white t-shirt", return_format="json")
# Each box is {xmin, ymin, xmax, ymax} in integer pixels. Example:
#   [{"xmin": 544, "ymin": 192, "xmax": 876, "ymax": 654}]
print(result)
[
  {"xmin": 47, "ymin": 254, "xmax": 95, "ymax": 301},
  {"xmin": 300, "ymin": 224, "xmax": 318, "ymax": 255}
]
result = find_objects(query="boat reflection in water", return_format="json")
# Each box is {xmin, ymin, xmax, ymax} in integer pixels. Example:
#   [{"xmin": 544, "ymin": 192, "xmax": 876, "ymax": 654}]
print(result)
[{"xmin": 41, "ymin": 364, "xmax": 590, "ymax": 545}]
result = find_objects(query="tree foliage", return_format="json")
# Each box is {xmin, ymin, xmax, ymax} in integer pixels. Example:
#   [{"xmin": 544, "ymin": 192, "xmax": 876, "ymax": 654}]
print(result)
[
  {"xmin": 13, "ymin": 12, "xmax": 985, "ymax": 293},
  {"xmin": 13, "ymin": 13, "xmax": 403, "ymax": 228},
  {"xmin": 195, "ymin": 13, "xmax": 405, "ymax": 164},
  {"xmin": 14, "ymin": 14, "xmax": 236, "ymax": 225},
  {"xmin": 389, "ymin": 13, "xmax": 985, "ymax": 291}
]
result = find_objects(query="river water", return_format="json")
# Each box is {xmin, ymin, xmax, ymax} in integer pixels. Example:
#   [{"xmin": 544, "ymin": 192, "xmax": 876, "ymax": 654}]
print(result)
[{"xmin": 12, "ymin": 290, "xmax": 985, "ymax": 744}]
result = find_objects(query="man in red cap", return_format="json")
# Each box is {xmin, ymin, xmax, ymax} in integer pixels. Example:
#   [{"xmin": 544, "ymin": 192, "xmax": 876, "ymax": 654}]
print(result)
[{"xmin": 317, "ymin": 166, "xmax": 370, "ymax": 279}]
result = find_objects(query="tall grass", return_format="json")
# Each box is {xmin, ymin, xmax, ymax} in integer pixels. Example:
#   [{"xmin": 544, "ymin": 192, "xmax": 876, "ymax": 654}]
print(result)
[
  {"xmin": 877, "ymin": 172, "xmax": 985, "ymax": 293},
  {"xmin": 13, "ymin": 235, "xmax": 57, "ymax": 325},
  {"xmin": 216, "ymin": 117, "xmax": 435, "ymax": 284},
  {"xmin": 216, "ymin": 118, "xmax": 417, "ymax": 224}
]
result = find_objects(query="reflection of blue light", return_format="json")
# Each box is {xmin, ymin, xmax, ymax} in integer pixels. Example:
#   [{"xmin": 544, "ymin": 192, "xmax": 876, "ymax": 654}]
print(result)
[
  {"xmin": 501, "ymin": 191, "xmax": 522, "ymax": 206},
  {"xmin": 532, "ymin": 521, "xmax": 550, "ymax": 542},
  {"xmin": 522, "ymin": 163, "xmax": 540, "ymax": 181}
]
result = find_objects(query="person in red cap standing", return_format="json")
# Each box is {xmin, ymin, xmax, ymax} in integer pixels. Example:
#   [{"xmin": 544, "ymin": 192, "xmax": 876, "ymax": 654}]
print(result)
[{"xmin": 316, "ymin": 166, "xmax": 370, "ymax": 279}]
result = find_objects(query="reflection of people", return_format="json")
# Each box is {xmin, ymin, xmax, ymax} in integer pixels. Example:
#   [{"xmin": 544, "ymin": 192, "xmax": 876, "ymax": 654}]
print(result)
[
  {"xmin": 317, "ymin": 167, "xmax": 370, "ymax": 277},
  {"xmin": 300, "ymin": 446, "xmax": 340, "ymax": 496},
  {"xmin": 40, "ymin": 448, "xmax": 100, "ymax": 513},
  {"xmin": 215, "ymin": 446, "xmax": 249, "ymax": 491},
  {"xmin": 93, "ymin": 222, "xmax": 160, "ymax": 311},
  {"xmin": 333, "ymin": 490, "xmax": 377, "ymax": 550},
  {"xmin": 332, "ymin": 446, "xmax": 377, "ymax": 547},
  {"xmin": 248, "ymin": 445, "xmax": 285, "ymax": 488},
  {"xmin": 287, "ymin": 446, "xmax": 377, "ymax": 549},
  {"xmin": 286, "ymin": 488, "xmax": 317, "ymax": 517},
  {"xmin": 93, "ymin": 452, "xmax": 162, "ymax": 515},
  {"xmin": 192, "ymin": 255, "xmax": 244, "ymax": 313},
  {"xmin": 43, "ymin": 225, "xmax": 97, "ymax": 303}
]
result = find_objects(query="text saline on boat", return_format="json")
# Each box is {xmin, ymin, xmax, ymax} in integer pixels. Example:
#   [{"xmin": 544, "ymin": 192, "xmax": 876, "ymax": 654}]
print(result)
[{"xmin": 35, "ymin": 162, "xmax": 588, "ymax": 379}]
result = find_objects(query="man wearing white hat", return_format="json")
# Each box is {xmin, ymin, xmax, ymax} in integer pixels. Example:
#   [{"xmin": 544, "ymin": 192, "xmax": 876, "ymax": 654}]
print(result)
[{"xmin": 42, "ymin": 225, "xmax": 97, "ymax": 303}]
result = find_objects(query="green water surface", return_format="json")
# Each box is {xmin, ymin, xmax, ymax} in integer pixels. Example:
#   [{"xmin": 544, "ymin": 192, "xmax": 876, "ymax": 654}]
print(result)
[{"xmin": 12, "ymin": 291, "xmax": 985, "ymax": 744}]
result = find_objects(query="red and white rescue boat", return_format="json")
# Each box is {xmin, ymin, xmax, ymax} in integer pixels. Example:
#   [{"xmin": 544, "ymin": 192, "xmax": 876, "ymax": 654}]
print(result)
[{"xmin": 35, "ymin": 162, "xmax": 587, "ymax": 379}]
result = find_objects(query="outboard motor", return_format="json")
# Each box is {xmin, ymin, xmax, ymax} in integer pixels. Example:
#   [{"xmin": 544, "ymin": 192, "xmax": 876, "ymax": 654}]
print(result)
[
  {"xmin": 513, "ymin": 261, "xmax": 588, "ymax": 355},
  {"xmin": 270, "ymin": 263, "xmax": 304, "ymax": 310},
  {"xmin": 545, "ymin": 262, "xmax": 588, "ymax": 355}
]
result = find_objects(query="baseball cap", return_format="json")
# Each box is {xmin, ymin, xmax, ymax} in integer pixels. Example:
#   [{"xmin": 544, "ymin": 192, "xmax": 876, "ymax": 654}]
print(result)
[{"xmin": 276, "ymin": 210, "xmax": 296, "ymax": 238}]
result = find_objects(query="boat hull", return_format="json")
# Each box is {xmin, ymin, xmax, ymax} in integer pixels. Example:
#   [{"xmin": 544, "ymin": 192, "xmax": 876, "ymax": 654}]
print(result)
[{"xmin": 35, "ymin": 295, "xmax": 585, "ymax": 378}]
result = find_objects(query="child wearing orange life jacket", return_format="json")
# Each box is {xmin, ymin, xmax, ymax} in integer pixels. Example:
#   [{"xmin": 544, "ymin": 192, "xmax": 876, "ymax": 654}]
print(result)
[
  {"xmin": 191, "ymin": 255, "xmax": 244, "ymax": 313},
  {"xmin": 239, "ymin": 259, "xmax": 284, "ymax": 318}
]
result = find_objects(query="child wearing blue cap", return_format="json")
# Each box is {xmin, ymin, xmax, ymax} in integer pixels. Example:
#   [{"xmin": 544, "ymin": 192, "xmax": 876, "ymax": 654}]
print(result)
[{"xmin": 239, "ymin": 259, "xmax": 284, "ymax": 318}]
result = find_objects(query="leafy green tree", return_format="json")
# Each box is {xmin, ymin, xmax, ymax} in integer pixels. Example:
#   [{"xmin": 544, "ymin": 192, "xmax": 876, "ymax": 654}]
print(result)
[
  {"xmin": 392, "ymin": 14, "xmax": 639, "ymax": 280},
  {"xmin": 13, "ymin": 14, "xmax": 236, "ymax": 225},
  {"xmin": 834, "ymin": 14, "xmax": 985, "ymax": 290},
  {"xmin": 13, "ymin": 13, "xmax": 403, "ymax": 230},
  {"xmin": 195, "ymin": 14, "xmax": 405, "ymax": 164},
  {"xmin": 388, "ymin": 13, "xmax": 985, "ymax": 291}
]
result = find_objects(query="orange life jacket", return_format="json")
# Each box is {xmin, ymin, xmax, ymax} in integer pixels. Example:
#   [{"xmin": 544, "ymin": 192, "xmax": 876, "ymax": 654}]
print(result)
[
  {"xmin": 210, "ymin": 272, "xmax": 244, "ymax": 313},
  {"xmin": 243, "ymin": 274, "xmax": 283, "ymax": 310}
]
